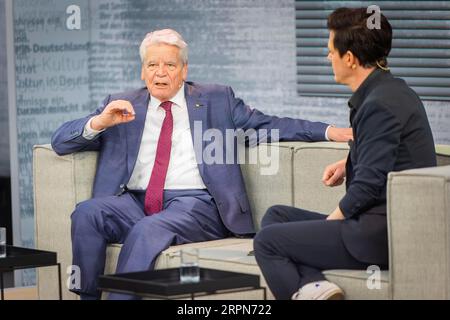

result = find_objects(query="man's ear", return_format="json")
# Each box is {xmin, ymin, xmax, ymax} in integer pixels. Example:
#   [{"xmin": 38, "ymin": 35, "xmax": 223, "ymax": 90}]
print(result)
[
  {"xmin": 346, "ymin": 51, "xmax": 359, "ymax": 68},
  {"xmin": 345, "ymin": 51, "xmax": 355, "ymax": 68},
  {"xmin": 140, "ymin": 65, "xmax": 145, "ymax": 81}
]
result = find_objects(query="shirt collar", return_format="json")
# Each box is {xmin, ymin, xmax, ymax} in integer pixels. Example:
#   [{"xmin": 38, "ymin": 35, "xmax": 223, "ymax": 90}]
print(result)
[
  {"xmin": 149, "ymin": 82, "xmax": 186, "ymax": 110},
  {"xmin": 348, "ymin": 68, "xmax": 391, "ymax": 111}
]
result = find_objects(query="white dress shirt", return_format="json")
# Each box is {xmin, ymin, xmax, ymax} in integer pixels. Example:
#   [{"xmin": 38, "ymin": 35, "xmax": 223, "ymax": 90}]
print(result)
[{"xmin": 83, "ymin": 84, "xmax": 206, "ymax": 190}]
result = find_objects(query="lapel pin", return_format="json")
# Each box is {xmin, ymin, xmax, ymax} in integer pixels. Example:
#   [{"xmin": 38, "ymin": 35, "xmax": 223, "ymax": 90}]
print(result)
[{"xmin": 195, "ymin": 103, "xmax": 203, "ymax": 108}]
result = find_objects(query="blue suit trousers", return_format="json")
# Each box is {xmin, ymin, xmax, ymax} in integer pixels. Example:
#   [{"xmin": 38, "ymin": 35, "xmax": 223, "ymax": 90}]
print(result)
[{"xmin": 70, "ymin": 189, "xmax": 228, "ymax": 299}]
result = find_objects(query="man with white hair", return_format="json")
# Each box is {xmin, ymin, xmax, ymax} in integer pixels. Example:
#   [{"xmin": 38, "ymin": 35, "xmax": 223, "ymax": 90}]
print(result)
[{"xmin": 52, "ymin": 29, "xmax": 352, "ymax": 300}]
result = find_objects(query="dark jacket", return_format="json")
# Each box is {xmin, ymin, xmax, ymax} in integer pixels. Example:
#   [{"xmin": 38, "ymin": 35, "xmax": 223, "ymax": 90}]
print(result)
[{"xmin": 339, "ymin": 68, "xmax": 436, "ymax": 265}]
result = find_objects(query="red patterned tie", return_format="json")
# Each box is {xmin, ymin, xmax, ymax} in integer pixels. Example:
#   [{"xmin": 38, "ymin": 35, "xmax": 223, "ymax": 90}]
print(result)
[{"xmin": 144, "ymin": 101, "xmax": 173, "ymax": 215}]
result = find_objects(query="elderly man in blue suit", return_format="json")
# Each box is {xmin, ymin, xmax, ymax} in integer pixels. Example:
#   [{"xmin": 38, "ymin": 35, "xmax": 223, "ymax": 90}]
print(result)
[{"xmin": 51, "ymin": 29, "xmax": 352, "ymax": 300}]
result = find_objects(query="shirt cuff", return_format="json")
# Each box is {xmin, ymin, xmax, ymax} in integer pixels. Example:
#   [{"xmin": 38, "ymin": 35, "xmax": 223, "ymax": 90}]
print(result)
[
  {"xmin": 83, "ymin": 117, "xmax": 105, "ymax": 140},
  {"xmin": 325, "ymin": 125, "xmax": 334, "ymax": 141}
]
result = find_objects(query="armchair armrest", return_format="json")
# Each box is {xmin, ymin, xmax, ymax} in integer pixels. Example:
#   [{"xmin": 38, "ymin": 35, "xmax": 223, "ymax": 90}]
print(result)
[
  {"xmin": 33, "ymin": 144, "xmax": 98, "ymax": 299},
  {"xmin": 387, "ymin": 165, "xmax": 450, "ymax": 299}
]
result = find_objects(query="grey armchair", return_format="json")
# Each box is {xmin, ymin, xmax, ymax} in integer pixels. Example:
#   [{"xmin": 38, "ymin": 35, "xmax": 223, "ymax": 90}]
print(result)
[{"xmin": 33, "ymin": 142, "xmax": 450, "ymax": 299}]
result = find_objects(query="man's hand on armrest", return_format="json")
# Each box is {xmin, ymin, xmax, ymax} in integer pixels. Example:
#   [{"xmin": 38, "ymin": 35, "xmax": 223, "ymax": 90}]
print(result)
[{"xmin": 326, "ymin": 127, "xmax": 353, "ymax": 142}]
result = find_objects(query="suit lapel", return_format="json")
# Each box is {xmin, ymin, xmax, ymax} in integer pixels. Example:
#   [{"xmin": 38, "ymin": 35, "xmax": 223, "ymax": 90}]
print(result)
[
  {"xmin": 126, "ymin": 88, "xmax": 150, "ymax": 179},
  {"xmin": 185, "ymin": 82, "xmax": 208, "ymax": 175}
]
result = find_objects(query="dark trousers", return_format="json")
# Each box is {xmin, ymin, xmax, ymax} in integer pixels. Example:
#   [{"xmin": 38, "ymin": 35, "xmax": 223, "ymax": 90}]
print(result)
[
  {"xmin": 253, "ymin": 205, "xmax": 371, "ymax": 300},
  {"xmin": 70, "ymin": 189, "xmax": 228, "ymax": 300}
]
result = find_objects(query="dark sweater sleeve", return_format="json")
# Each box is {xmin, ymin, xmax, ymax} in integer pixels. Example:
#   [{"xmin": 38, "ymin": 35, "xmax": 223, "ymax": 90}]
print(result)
[{"xmin": 339, "ymin": 102, "xmax": 402, "ymax": 218}]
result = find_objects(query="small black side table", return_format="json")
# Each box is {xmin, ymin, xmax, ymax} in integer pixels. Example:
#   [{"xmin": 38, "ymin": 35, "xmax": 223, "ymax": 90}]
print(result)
[
  {"xmin": 0, "ymin": 246, "xmax": 62, "ymax": 300},
  {"xmin": 98, "ymin": 267, "xmax": 266, "ymax": 300}
]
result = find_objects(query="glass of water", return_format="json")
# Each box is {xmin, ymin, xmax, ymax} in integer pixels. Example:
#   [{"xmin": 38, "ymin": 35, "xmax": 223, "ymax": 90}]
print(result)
[
  {"xmin": 179, "ymin": 248, "xmax": 200, "ymax": 283},
  {"xmin": 0, "ymin": 227, "xmax": 6, "ymax": 258}
]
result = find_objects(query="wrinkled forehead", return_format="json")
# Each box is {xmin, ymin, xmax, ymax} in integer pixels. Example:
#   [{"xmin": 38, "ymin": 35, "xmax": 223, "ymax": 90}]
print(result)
[{"xmin": 143, "ymin": 44, "xmax": 183, "ymax": 62}]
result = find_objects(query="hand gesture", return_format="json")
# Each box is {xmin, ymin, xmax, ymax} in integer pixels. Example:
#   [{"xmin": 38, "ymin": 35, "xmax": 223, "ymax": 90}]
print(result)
[
  {"xmin": 91, "ymin": 100, "xmax": 136, "ymax": 130},
  {"xmin": 322, "ymin": 158, "xmax": 346, "ymax": 187}
]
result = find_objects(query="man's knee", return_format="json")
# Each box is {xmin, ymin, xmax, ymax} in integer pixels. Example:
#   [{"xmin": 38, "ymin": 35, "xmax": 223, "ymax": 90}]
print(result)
[
  {"xmin": 254, "ymin": 225, "xmax": 280, "ymax": 249},
  {"xmin": 71, "ymin": 199, "xmax": 104, "ymax": 226},
  {"xmin": 254, "ymin": 224, "xmax": 289, "ymax": 261},
  {"xmin": 253, "ymin": 227, "xmax": 274, "ymax": 256},
  {"xmin": 261, "ymin": 205, "xmax": 286, "ymax": 228},
  {"xmin": 128, "ymin": 216, "xmax": 170, "ymax": 237}
]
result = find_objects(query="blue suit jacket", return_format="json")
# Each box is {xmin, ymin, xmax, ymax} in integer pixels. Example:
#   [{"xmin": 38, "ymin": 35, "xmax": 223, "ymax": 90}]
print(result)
[{"xmin": 51, "ymin": 82, "xmax": 329, "ymax": 235}]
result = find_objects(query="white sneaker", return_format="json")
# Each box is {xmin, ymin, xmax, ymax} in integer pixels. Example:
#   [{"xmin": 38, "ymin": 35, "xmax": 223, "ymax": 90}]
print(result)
[{"xmin": 291, "ymin": 281, "xmax": 344, "ymax": 300}]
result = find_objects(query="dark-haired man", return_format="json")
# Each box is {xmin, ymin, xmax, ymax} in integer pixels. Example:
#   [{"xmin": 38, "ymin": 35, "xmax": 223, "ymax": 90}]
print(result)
[{"xmin": 254, "ymin": 7, "xmax": 436, "ymax": 300}]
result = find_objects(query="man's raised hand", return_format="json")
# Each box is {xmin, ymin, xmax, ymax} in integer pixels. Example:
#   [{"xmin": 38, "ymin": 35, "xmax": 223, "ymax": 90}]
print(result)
[{"xmin": 91, "ymin": 100, "xmax": 136, "ymax": 130}]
